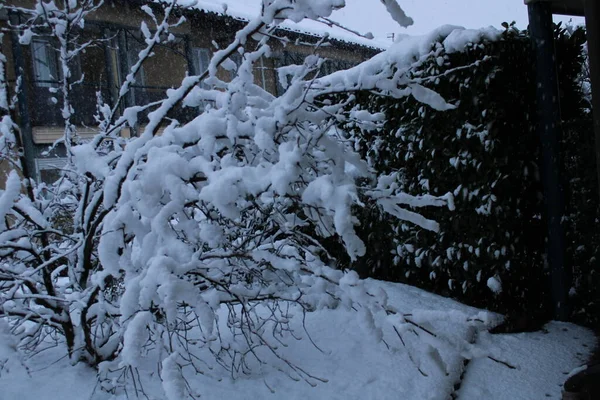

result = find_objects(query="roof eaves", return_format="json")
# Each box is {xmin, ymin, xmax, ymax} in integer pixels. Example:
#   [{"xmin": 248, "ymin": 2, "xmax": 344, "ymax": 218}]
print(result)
[{"xmin": 154, "ymin": 0, "xmax": 387, "ymax": 51}]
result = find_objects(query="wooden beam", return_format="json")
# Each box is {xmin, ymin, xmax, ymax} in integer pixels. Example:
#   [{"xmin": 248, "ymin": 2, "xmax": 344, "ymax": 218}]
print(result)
[
  {"xmin": 525, "ymin": 0, "xmax": 585, "ymax": 16},
  {"xmin": 8, "ymin": 12, "xmax": 38, "ymax": 182},
  {"xmin": 584, "ymin": 0, "xmax": 600, "ymax": 202},
  {"xmin": 528, "ymin": 1, "xmax": 571, "ymax": 321}
]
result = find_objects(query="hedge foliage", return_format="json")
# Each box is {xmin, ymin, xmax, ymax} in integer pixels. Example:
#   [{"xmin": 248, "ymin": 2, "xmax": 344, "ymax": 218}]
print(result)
[{"xmin": 329, "ymin": 24, "xmax": 593, "ymax": 323}]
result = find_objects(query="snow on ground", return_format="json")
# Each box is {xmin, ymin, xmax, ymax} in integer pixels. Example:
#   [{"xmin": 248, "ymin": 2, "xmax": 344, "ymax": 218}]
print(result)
[
  {"xmin": 459, "ymin": 322, "xmax": 596, "ymax": 400},
  {"xmin": 0, "ymin": 280, "xmax": 595, "ymax": 400}
]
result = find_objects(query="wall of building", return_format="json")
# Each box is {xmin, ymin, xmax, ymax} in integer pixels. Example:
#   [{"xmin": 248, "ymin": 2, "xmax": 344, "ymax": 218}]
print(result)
[{"xmin": 0, "ymin": 0, "xmax": 380, "ymax": 188}]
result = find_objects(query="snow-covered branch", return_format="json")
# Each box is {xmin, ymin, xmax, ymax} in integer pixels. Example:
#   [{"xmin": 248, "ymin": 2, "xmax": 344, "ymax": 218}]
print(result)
[{"xmin": 0, "ymin": 1, "xmax": 469, "ymax": 397}]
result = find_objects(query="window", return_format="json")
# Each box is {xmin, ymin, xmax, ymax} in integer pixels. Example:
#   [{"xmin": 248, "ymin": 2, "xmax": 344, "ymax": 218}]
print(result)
[
  {"xmin": 229, "ymin": 52, "xmax": 243, "ymax": 80},
  {"xmin": 126, "ymin": 38, "xmax": 146, "ymax": 86},
  {"xmin": 124, "ymin": 35, "xmax": 148, "ymax": 108},
  {"xmin": 192, "ymin": 48, "xmax": 212, "ymax": 110},
  {"xmin": 31, "ymin": 38, "xmax": 81, "ymax": 88},
  {"xmin": 257, "ymin": 57, "xmax": 267, "ymax": 90},
  {"xmin": 35, "ymin": 157, "xmax": 67, "ymax": 185},
  {"xmin": 275, "ymin": 51, "xmax": 306, "ymax": 95},
  {"xmin": 193, "ymin": 47, "xmax": 210, "ymax": 82},
  {"xmin": 31, "ymin": 38, "xmax": 60, "ymax": 87},
  {"xmin": 321, "ymin": 59, "xmax": 355, "ymax": 76}
]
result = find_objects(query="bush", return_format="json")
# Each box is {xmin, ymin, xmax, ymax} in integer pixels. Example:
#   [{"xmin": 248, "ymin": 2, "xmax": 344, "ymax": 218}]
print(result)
[{"xmin": 333, "ymin": 24, "xmax": 589, "ymax": 320}]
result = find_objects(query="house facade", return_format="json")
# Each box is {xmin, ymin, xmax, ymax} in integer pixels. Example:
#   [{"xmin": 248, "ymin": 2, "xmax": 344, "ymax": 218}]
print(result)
[{"xmin": 0, "ymin": 0, "xmax": 382, "ymax": 185}]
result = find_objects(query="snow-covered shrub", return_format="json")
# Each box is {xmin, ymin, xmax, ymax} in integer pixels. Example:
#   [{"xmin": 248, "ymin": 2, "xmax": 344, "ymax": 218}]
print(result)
[
  {"xmin": 334, "ymin": 24, "xmax": 587, "ymax": 318},
  {"xmin": 0, "ymin": 1, "xmax": 484, "ymax": 397}
]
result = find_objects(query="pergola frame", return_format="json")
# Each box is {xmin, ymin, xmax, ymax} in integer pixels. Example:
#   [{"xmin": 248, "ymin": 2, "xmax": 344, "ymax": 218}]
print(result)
[{"xmin": 525, "ymin": 0, "xmax": 597, "ymax": 321}]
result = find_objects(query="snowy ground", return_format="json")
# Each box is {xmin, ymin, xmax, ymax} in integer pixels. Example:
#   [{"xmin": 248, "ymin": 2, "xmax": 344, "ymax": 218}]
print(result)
[
  {"xmin": 459, "ymin": 322, "xmax": 595, "ymax": 400},
  {"xmin": 0, "ymin": 280, "xmax": 595, "ymax": 400}
]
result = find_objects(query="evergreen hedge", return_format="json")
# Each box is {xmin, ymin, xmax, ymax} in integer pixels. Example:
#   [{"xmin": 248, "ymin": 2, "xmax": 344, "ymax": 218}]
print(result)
[{"xmin": 329, "ymin": 24, "xmax": 592, "ymax": 322}]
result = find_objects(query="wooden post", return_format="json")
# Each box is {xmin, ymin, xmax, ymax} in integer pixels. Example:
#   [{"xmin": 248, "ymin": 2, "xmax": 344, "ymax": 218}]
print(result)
[
  {"xmin": 8, "ymin": 12, "xmax": 37, "ymax": 182},
  {"xmin": 184, "ymin": 34, "xmax": 197, "ymax": 76},
  {"xmin": 528, "ymin": 1, "xmax": 570, "ymax": 321},
  {"xmin": 584, "ymin": 0, "xmax": 600, "ymax": 202},
  {"xmin": 102, "ymin": 26, "xmax": 119, "ymax": 109}
]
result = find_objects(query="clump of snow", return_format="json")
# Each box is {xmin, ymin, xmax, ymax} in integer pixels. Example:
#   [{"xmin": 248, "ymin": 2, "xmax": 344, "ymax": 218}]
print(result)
[
  {"xmin": 0, "ymin": 171, "xmax": 21, "ymax": 231},
  {"xmin": 18, "ymin": 29, "xmax": 34, "ymax": 45},
  {"xmin": 316, "ymin": 25, "xmax": 501, "ymax": 109},
  {"xmin": 443, "ymin": 27, "xmax": 501, "ymax": 53},
  {"xmin": 0, "ymin": 320, "xmax": 20, "ymax": 374},
  {"xmin": 381, "ymin": 0, "xmax": 414, "ymax": 28},
  {"xmin": 120, "ymin": 311, "xmax": 153, "ymax": 368},
  {"xmin": 277, "ymin": 0, "xmax": 345, "ymax": 22},
  {"xmin": 486, "ymin": 276, "xmax": 502, "ymax": 294},
  {"xmin": 161, "ymin": 353, "xmax": 186, "ymax": 400},
  {"xmin": 410, "ymin": 83, "xmax": 456, "ymax": 111},
  {"xmin": 72, "ymin": 143, "xmax": 110, "ymax": 178}
]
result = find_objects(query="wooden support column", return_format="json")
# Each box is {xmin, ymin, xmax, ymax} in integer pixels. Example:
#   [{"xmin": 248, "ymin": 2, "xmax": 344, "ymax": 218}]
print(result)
[
  {"xmin": 8, "ymin": 12, "xmax": 37, "ymax": 181},
  {"xmin": 528, "ymin": 2, "xmax": 570, "ymax": 321},
  {"xmin": 184, "ymin": 34, "xmax": 197, "ymax": 76},
  {"xmin": 102, "ymin": 27, "xmax": 119, "ymax": 109},
  {"xmin": 584, "ymin": 0, "xmax": 600, "ymax": 202}
]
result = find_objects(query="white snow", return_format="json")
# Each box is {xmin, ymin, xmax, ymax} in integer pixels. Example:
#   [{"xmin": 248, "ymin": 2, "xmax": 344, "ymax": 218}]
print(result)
[
  {"xmin": 161, "ymin": 353, "xmax": 187, "ymax": 400},
  {"xmin": 486, "ymin": 276, "xmax": 502, "ymax": 294},
  {"xmin": 72, "ymin": 143, "xmax": 110, "ymax": 179},
  {"xmin": 410, "ymin": 83, "xmax": 456, "ymax": 111},
  {"xmin": 459, "ymin": 322, "xmax": 596, "ymax": 400},
  {"xmin": 0, "ymin": 280, "xmax": 594, "ymax": 400},
  {"xmin": 381, "ymin": 0, "xmax": 414, "ymax": 28},
  {"xmin": 0, "ymin": 171, "xmax": 21, "ymax": 231},
  {"xmin": 18, "ymin": 29, "xmax": 34, "ymax": 45},
  {"xmin": 315, "ymin": 24, "xmax": 501, "ymax": 105},
  {"xmin": 157, "ymin": 0, "xmax": 390, "ymax": 49},
  {"xmin": 1, "ymin": 4, "xmax": 592, "ymax": 400}
]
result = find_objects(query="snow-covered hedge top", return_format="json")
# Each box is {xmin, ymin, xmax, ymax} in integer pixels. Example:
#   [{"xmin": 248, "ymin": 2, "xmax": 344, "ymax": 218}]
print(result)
[{"xmin": 316, "ymin": 25, "xmax": 501, "ymax": 110}]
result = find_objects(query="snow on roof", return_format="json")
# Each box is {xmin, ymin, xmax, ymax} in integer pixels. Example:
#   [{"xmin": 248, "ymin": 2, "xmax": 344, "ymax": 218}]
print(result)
[{"xmin": 161, "ymin": 0, "xmax": 390, "ymax": 50}]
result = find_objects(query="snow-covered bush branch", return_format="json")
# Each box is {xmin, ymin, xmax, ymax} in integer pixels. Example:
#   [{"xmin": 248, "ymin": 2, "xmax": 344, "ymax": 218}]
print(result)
[
  {"xmin": 0, "ymin": 1, "xmax": 497, "ymax": 397},
  {"xmin": 0, "ymin": 0, "xmax": 194, "ymax": 364}
]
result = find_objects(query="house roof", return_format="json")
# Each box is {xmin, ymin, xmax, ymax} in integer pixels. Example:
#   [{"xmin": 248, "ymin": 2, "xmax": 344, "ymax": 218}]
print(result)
[{"xmin": 159, "ymin": 0, "xmax": 390, "ymax": 50}]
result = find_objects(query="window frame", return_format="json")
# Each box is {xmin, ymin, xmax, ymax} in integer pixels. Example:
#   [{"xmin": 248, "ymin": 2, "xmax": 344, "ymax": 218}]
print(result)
[
  {"xmin": 30, "ymin": 37, "xmax": 82, "ymax": 88},
  {"xmin": 192, "ymin": 47, "xmax": 211, "ymax": 80},
  {"xmin": 31, "ymin": 38, "xmax": 60, "ymax": 88},
  {"xmin": 35, "ymin": 157, "xmax": 67, "ymax": 185}
]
